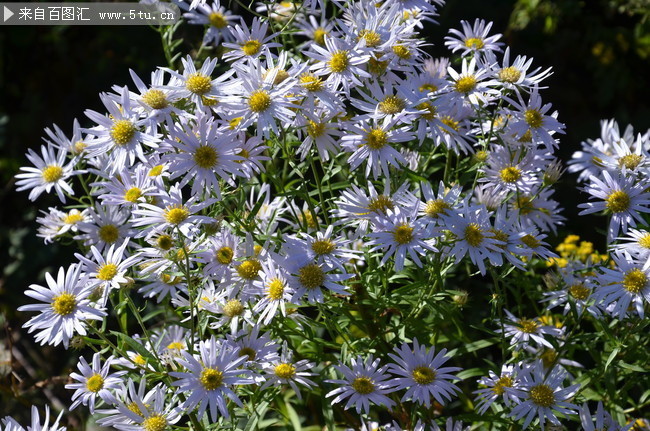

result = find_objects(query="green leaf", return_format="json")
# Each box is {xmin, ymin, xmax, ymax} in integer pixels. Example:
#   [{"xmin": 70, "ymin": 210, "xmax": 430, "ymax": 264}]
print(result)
[{"xmin": 605, "ymin": 347, "xmax": 619, "ymax": 372}]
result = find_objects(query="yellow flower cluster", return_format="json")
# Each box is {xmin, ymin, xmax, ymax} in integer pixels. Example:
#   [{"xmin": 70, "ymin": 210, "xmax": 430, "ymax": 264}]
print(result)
[{"xmin": 546, "ymin": 235, "xmax": 608, "ymax": 267}]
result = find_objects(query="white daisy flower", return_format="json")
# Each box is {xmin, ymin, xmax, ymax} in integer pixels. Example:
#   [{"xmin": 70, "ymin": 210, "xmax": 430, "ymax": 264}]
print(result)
[
  {"xmin": 260, "ymin": 344, "xmax": 317, "ymax": 399},
  {"xmin": 505, "ymin": 88, "xmax": 565, "ymax": 151},
  {"xmin": 95, "ymin": 164, "xmax": 158, "ymax": 207},
  {"xmin": 488, "ymin": 47, "xmax": 552, "ymax": 90},
  {"xmin": 84, "ymin": 89, "xmax": 159, "ymax": 173},
  {"xmin": 164, "ymin": 114, "xmax": 245, "ymax": 198},
  {"xmin": 75, "ymin": 204, "xmax": 134, "ymax": 252},
  {"xmin": 444, "ymin": 19, "xmax": 503, "ymax": 57},
  {"xmin": 443, "ymin": 57, "xmax": 498, "ymax": 108},
  {"xmin": 169, "ymin": 336, "xmax": 254, "ymax": 421},
  {"xmin": 593, "ymin": 249, "xmax": 650, "ymax": 319},
  {"xmin": 36, "ymin": 207, "xmax": 89, "ymax": 244},
  {"xmin": 474, "ymin": 364, "xmax": 522, "ymax": 415},
  {"xmin": 181, "ymin": 0, "xmax": 237, "ymax": 46},
  {"xmin": 509, "ymin": 361, "xmax": 579, "ymax": 429},
  {"xmin": 285, "ymin": 254, "xmax": 352, "ymax": 304},
  {"xmin": 613, "ymin": 228, "xmax": 650, "ymax": 260},
  {"xmin": 66, "ymin": 353, "xmax": 126, "ymax": 413},
  {"xmin": 305, "ymin": 35, "xmax": 371, "ymax": 95},
  {"xmin": 15, "ymin": 144, "xmax": 82, "ymax": 203},
  {"xmin": 326, "ymin": 355, "xmax": 397, "ymax": 414},
  {"xmin": 18, "ymin": 264, "xmax": 105, "ymax": 349},
  {"xmin": 499, "ymin": 310, "xmax": 564, "ymax": 351},
  {"xmin": 368, "ymin": 208, "xmax": 437, "ymax": 271},
  {"xmin": 442, "ymin": 203, "xmax": 504, "ymax": 275},
  {"xmin": 578, "ymin": 170, "xmax": 650, "ymax": 239},
  {"xmin": 387, "ymin": 339, "xmax": 462, "ymax": 408},
  {"xmin": 162, "ymin": 55, "xmax": 235, "ymax": 109},
  {"xmin": 252, "ymin": 258, "xmax": 295, "ymax": 325},
  {"xmin": 1, "ymin": 405, "xmax": 65, "ymax": 431},
  {"xmin": 132, "ymin": 184, "xmax": 216, "ymax": 237},
  {"xmin": 341, "ymin": 117, "xmax": 412, "ymax": 180},
  {"xmin": 222, "ymin": 18, "xmax": 281, "ymax": 64},
  {"xmin": 43, "ymin": 117, "xmax": 90, "ymax": 156}
]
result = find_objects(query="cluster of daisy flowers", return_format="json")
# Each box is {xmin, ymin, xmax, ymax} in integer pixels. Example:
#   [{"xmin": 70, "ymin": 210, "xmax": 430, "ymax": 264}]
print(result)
[
  {"xmin": 10, "ymin": 0, "xmax": 650, "ymax": 428},
  {"xmin": 566, "ymin": 119, "xmax": 650, "ymax": 320}
]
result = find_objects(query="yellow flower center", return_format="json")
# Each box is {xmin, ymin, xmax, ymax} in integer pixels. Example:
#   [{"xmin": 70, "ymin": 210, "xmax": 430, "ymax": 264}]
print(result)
[
  {"xmin": 149, "ymin": 165, "xmax": 164, "ymax": 176},
  {"xmin": 298, "ymin": 263, "xmax": 325, "ymax": 289},
  {"xmin": 124, "ymin": 187, "xmax": 142, "ymax": 203},
  {"xmin": 499, "ymin": 166, "xmax": 522, "ymax": 183},
  {"xmin": 464, "ymin": 223, "xmax": 484, "ymax": 247},
  {"xmin": 300, "ymin": 74, "xmax": 324, "ymax": 92},
  {"xmin": 97, "ymin": 263, "xmax": 119, "ymax": 281},
  {"xmin": 98, "ymin": 224, "xmax": 119, "ymax": 244},
  {"xmin": 412, "ymin": 366, "xmax": 436, "ymax": 385},
  {"xmin": 365, "ymin": 128, "xmax": 388, "ymax": 150},
  {"xmin": 540, "ymin": 348, "xmax": 557, "ymax": 368},
  {"xmin": 440, "ymin": 116, "xmax": 460, "ymax": 132},
  {"xmin": 110, "ymin": 120, "xmax": 137, "ymax": 146},
  {"xmin": 86, "ymin": 374, "xmax": 104, "ymax": 393},
  {"xmin": 199, "ymin": 367, "xmax": 224, "ymax": 390},
  {"xmin": 492, "ymin": 375, "xmax": 513, "ymax": 396},
  {"xmin": 143, "ymin": 415, "xmax": 167, "ymax": 431},
  {"xmin": 518, "ymin": 319, "xmax": 538, "ymax": 333},
  {"xmin": 133, "ymin": 354, "xmax": 147, "ymax": 366},
  {"xmin": 156, "ymin": 235, "xmax": 173, "ymax": 250},
  {"xmin": 618, "ymin": 154, "xmax": 643, "ymax": 170},
  {"xmin": 605, "ymin": 190, "xmax": 630, "ymax": 213},
  {"xmin": 367, "ymin": 195, "xmax": 394, "ymax": 214},
  {"xmin": 239, "ymin": 347, "xmax": 256, "ymax": 361},
  {"xmin": 311, "ymin": 239, "xmax": 336, "ymax": 255},
  {"xmin": 367, "ymin": 56, "xmax": 389, "ymax": 76},
  {"xmin": 208, "ymin": 12, "xmax": 227, "ymax": 28},
  {"xmin": 307, "ymin": 120, "xmax": 326, "ymax": 138},
  {"xmin": 242, "ymin": 39, "xmax": 262, "ymax": 56},
  {"xmin": 329, "ymin": 51, "xmax": 349, "ymax": 73},
  {"xmin": 52, "ymin": 293, "xmax": 76, "ymax": 316},
  {"xmin": 392, "ymin": 44, "xmax": 411, "ymax": 59},
  {"xmin": 521, "ymin": 234, "xmax": 540, "ymax": 249},
  {"xmin": 267, "ymin": 278, "xmax": 285, "ymax": 300},
  {"xmin": 419, "ymin": 83, "xmax": 437, "ymax": 93},
  {"xmin": 313, "ymin": 27, "xmax": 328, "ymax": 45},
  {"xmin": 237, "ymin": 259, "xmax": 262, "ymax": 280},
  {"xmin": 193, "ymin": 145, "xmax": 218, "ymax": 169},
  {"xmin": 167, "ymin": 341, "xmax": 184, "ymax": 350},
  {"xmin": 223, "ymin": 299, "xmax": 244, "ymax": 317},
  {"xmin": 454, "ymin": 75, "xmax": 477, "ymax": 94},
  {"xmin": 568, "ymin": 284, "xmax": 590, "ymax": 300},
  {"xmin": 41, "ymin": 165, "xmax": 63, "ymax": 183},
  {"xmin": 248, "ymin": 90, "xmax": 272, "ymax": 113},
  {"xmin": 524, "ymin": 109, "xmax": 543, "ymax": 129},
  {"xmin": 622, "ymin": 268, "xmax": 647, "ymax": 294},
  {"xmin": 274, "ymin": 363, "xmax": 296, "ymax": 379},
  {"xmin": 490, "ymin": 229, "xmax": 509, "ymax": 249},
  {"xmin": 351, "ymin": 377, "xmax": 375, "ymax": 394},
  {"xmin": 164, "ymin": 206, "xmax": 190, "ymax": 225},
  {"xmin": 393, "ymin": 224, "xmax": 414, "ymax": 244},
  {"xmin": 514, "ymin": 195, "xmax": 535, "ymax": 215},
  {"xmin": 424, "ymin": 199, "xmax": 450, "ymax": 218},
  {"xmin": 378, "ymin": 95, "xmax": 405, "ymax": 115},
  {"xmin": 63, "ymin": 212, "xmax": 84, "ymax": 225},
  {"xmin": 464, "ymin": 37, "xmax": 484, "ymax": 49},
  {"xmin": 417, "ymin": 101, "xmax": 436, "ymax": 120},
  {"xmin": 216, "ymin": 246, "xmax": 234, "ymax": 264},
  {"xmin": 638, "ymin": 233, "xmax": 650, "ymax": 249},
  {"xmin": 529, "ymin": 384, "xmax": 555, "ymax": 407},
  {"xmin": 358, "ymin": 29, "xmax": 381, "ymax": 48},
  {"xmin": 498, "ymin": 66, "xmax": 522, "ymax": 83},
  {"xmin": 186, "ymin": 74, "xmax": 212, "ymax": 95},
  {"xmin": 142, "ymin": 89, "xmax": 168, "ymax": 109}
]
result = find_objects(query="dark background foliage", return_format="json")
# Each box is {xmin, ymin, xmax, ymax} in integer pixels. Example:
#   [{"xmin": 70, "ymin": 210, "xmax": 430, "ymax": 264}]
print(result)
[{"xmin": 1, "ymin": 0, "xmax": 649, "ymax": 424}]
